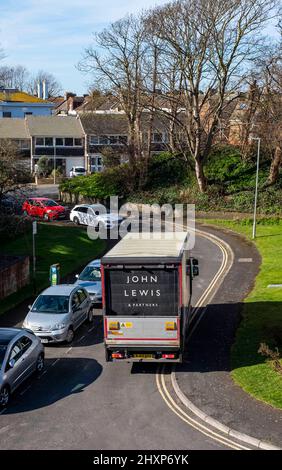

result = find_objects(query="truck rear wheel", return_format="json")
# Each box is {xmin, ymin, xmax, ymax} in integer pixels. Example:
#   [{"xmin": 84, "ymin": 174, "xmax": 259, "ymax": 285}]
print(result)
[{"xmin": 105, "ymin": 347, "xmax": 111, "ymax": 362}]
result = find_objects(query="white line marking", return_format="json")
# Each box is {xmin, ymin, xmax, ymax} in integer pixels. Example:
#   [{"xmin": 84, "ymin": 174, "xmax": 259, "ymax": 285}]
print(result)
[
  {"xmin": 66, "ymin": 347, "xmax": 72, "ymax": 354},
  {"xmin": 20, "ymin": 384, "xmax": 32, "ymax": 396},
  {"xmin": 77, "ymin": 335, "xmax": 85, "ymax": 343},
  {"xmin": 156, "ymin": 368, "xmax": 248, "ymax": 450},
  {"xmin": 51, "ymin": 358, "xmax": 60, "ymax": 367},
  {"xmin": 238, "ymin": 258, "xmax": 253, "ymax": 263}
]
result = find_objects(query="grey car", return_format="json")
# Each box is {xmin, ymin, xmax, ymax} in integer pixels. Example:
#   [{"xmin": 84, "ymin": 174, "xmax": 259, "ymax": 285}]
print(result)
[
  {"xmin": 23, "ymin": 284, "xmax": 93, "ymax": 344},
  {"xmin": 0, "ymin": 328, "xmax": 44, "ymax": 407},
  {"xmin": 75, "ymin": 259, "xmax": 102, "ymax": 305}
]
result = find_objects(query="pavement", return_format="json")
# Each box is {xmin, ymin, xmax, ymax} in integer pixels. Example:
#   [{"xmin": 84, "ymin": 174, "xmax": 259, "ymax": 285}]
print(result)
[
  {"xmin": 175, "ymin": 224, "xmax": 282, "ymax": 448},
  {"xmin": 0, "ymin": 224, "xmax": 281, "ymax": 449}
]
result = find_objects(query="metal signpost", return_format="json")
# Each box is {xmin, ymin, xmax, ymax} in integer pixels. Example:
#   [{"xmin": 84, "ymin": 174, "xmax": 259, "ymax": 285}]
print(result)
[
  {"xmin": 32, "ymin": 221, "xmax": 37, "ymax": 292},
  {"xmin": 250, "ymin": 136, "xmax": 261, "ymax": 239}
]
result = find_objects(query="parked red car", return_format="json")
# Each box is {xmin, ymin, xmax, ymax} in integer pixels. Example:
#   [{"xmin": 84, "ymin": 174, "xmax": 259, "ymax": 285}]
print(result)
[{"xmin": 22, "ymin": 198, "xmax": 67, "ymax": 221}]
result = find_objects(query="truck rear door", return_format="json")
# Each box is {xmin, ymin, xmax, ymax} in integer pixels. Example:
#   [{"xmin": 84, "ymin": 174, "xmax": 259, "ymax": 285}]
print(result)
[{"xmin": 103, "ymin": 265, "xmax": 180, "ymax": 345}]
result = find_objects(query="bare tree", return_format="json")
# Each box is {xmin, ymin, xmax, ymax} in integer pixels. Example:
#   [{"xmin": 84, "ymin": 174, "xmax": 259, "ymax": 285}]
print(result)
[
  {"xmin": 147, "ymin": 0, "xmax": 277, "ymax": 192},
  {"xmin": 0, "ymin": 65, "xmax": 30, "ymax": 91},
  {"xmin": 80, "ymin": 15, "xmax": 149, "ymax": 169},
  {"xmin": 0, "ymin": 140, "xmax": 30, "ymax": 201},
  {"xmin": 27, "ymin": 70, "xmax": 62, "ymax": 97}
]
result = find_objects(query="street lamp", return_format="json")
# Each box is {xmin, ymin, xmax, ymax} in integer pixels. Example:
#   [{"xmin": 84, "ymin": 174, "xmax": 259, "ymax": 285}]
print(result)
[
  {"xmin": 53, "ymin": 140, "xmax": 56, "ymax": 185},
  {"xmin": 249, "ymin": 136, "xmax": 261, "ymax": 239}
]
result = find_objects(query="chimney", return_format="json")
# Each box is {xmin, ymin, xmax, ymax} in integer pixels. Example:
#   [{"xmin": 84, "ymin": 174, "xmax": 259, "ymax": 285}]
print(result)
[
  {"xmin": 64, "ymin": 91, "xmax": 76, "ymax": 101},
  {"xmin": 43, "ymin": 80, "xmax": 48, "ymax": 100},
  {"xmin": 37, "ymin": 81, "xmax": 43, "ymax": 99}
]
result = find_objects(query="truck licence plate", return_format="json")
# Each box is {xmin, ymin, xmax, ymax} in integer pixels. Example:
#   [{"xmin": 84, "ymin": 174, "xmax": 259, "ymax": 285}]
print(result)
[{"xmin": 133, "ymin": 354, "xmax": 154, "ymax": 359}]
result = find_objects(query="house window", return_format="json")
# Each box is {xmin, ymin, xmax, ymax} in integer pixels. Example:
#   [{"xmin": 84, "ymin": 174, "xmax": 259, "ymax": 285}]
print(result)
[
  {"xmin": 119, "ymin": 135, "xmax": 127, "ymax": 145},
  {"xmin": 90, "ymin": 136, "xmax": 99, "ymax": 145},
  {"xmin": 74, "ymin": 138, "xmax": 82, "ymax": 146},
  {"xmin": 24, "ymin": 112, "xmax": 33, "ymax": 117},
  {"xmin": 90, "ymin": 155, "xmax": 103, "ymax": 173},
  {"xmin": 45, "ymin": 137, "xmax": 53, "ymax": 147},
  {"xmin": 99, "ymin": 136, "xmax": 108, "ymax": 145},
  {"xmin": 19, "ymin": 140, "xmax": 30, "ymax": 150},
  {"xmin": 109, "ymin": 136, "xmax": 118, "ymax": 145},
  {"xmin": 65, "ymin": 138, "xmax": 73, "ymax": 146},
  {"xmin": 35, "ymin": 137, "xmax": 44, "ymax": 146},
  {"xmin": 56, "ymin": 138, "xmax": 64, "ymax": 146},
  {"xmin": 152, "ymin": 133, "xmax": 163, "ymax": 143},
  {"xmin": 3, "ymin": 112, "xmax": 11, "ymax": 118}
]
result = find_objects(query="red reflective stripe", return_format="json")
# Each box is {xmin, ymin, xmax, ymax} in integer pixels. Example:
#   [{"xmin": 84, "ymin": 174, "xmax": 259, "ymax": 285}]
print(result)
[
  {"xmin": 101, "ymin": 265, "xmax": 106, "ymax": 308},
  {"xmin": 178, "ymin": 264, "xmax": 182, "ymax": 306},
  {"xmin": 177, "ymin": 317, "xmax": 180, "ymax": 341},
  {"xmin": 104, "ymin": 317, "xmax": 108, "ymax": 339}
]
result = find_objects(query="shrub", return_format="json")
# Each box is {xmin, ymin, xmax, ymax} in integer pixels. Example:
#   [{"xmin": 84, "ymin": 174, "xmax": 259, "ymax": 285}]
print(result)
[
  {"xmin": 59, "ymin": 164, "xmax": 135, "ymax": 202},
  {"xmin": 0, "ymin": 215, "xmax": 32, "ymax": 243},
  {"xmin": 146, "ymin": 153, "xmax": 189, "ymax": 189}
]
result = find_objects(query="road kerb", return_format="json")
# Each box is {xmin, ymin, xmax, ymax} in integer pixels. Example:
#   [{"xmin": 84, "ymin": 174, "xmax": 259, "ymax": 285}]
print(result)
[{"xmin": 172, "ymin": 370, "xmax": 281, "ymax": 450}]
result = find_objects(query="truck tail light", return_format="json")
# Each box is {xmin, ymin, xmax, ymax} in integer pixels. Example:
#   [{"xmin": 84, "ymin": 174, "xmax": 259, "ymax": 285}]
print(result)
[
  {"xmin": 165, "ymin": 321, "xmax": 177, "ymax": 331},
  {"xmin": 112, "ymin": 352, "xmax": 124, "ymax": 359},
  {"xmin": 109, "ymin": 321, "xmax": 120, "ymax": 331},
  {"xmin": 162, "ymin": 353, "xmax": 175, "ymax": 359}
]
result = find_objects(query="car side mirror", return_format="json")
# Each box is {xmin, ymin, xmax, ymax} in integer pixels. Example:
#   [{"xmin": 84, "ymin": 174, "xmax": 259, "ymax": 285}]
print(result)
[{"xmin": 9, "ymin": 359, "xmax": 15, "ymax": 369}]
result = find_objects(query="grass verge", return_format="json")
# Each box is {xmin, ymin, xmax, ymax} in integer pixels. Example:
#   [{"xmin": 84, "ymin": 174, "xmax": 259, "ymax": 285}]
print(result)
[
  {"xmin": 0, "ymin": 223, "xmax": 106, "ymax": 316},
  {"xmin": 202, "ymin": 218, "xmax": 282, "ymax": 409}
]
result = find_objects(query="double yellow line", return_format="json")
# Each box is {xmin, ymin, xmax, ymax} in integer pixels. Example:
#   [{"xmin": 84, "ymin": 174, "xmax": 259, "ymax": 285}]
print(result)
[{"xmin": 156, "ymin": 228, "xmax": 252, "ymax": 450}]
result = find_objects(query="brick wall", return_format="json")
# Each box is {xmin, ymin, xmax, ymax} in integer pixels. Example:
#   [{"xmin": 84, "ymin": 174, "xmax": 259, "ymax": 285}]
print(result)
[{"xmin": 0, "ymin": 256, "xmax": 30, "ymax": 299}]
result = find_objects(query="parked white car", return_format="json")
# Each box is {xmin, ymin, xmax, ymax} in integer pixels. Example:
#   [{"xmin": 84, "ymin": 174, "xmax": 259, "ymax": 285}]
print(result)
[
  {"xmin": 69, "ymin": 167, "xmax": 87, "ymax": 178},
  {"xmin": 69, "ymin": 204, "xmax": 123, "ymax": 229}
]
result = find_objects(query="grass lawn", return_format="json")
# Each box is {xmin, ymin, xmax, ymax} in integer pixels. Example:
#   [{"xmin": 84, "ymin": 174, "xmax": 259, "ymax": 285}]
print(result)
[
  {"xmin": 203, "ymin": 218, "xmax": 282, "ymax": 409},
  {"xmin": 1, "ymin": 223, "xmax": 106, "ymax": 316}
]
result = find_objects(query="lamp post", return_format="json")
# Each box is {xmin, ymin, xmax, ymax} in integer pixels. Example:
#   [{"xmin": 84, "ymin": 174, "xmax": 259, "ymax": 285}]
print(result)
[
  {"xmin": 250, "ymin": 136, "xmax": 261, "ymax": 239},
  {"xmin": 53, "ymin": 139, "xmax": 56, "ymax": 185}
]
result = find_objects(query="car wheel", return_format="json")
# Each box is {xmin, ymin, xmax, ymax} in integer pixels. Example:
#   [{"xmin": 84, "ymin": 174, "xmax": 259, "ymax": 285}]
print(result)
[
  {"xmin": 36, "ymin": 353, "xmax": 45, "ymax": 375},
  {"xmin": 0, "ymin": 385, "xmax": 10, "ymax": 408},
  {"xmin": 66, "ymin": 327, "xmax": 74, "ymax": 344},
  {"xmin": 73, "ymin": 216, "xmax": 80, "ymax": 225},
  {"xmin": 87, "ymin": 308, "xmax": 94, "ymax": 324}
]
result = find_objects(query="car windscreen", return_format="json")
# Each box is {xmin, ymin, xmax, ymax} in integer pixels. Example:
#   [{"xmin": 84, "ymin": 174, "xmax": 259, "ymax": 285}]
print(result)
[
  {"xmin": 75, "ymin": 168, "xmax": 85, "ymax": 172},
  {"xmin": 31, "ymin": 295, "xmax": 69, "ymax": 313},
  {"xmin": 0, "ymin": 345, "xmax": 7, "ymax": 369},
  {"xmin": 42, "ymin": 200, "xmax": 58, "ymax": 207},
  {"xmin": 79, "ymin": 266, "xmax": 101, "ymax": 282},
  {"xmin": 105, "ymin": 267, "xmax": 179, "ymax": 317}
]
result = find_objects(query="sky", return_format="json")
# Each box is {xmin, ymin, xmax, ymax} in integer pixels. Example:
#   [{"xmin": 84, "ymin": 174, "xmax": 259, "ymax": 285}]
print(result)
[
  {"xmin": 0, "ymin": 0, "xmax": 168, "ymax": 95},
  {"xmin": 0, "ymin": 0, "xmax": 279, "ymax": 97}
]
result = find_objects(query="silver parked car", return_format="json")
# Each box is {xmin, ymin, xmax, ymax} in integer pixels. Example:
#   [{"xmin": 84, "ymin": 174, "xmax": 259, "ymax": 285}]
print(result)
[
  {"xmin": 22, "ymin": 285, "xmax": 93, "ymax": 344},
  {"xmin": 75, "ymin": 259, "xmax": 102, "ymax": 305},
  {"xmin": 0, "ymin": 328, "xmax": 44, "ymax": 407}
]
